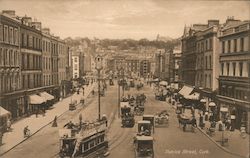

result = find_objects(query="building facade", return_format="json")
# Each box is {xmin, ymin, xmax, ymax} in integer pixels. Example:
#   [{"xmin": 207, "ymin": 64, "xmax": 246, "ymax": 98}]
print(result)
[
  {"xmin": 217, "ymin": 20, "xmax": 250, "ymax": 132},
  {"xmin": 195, "ymin": 20, "xmax": 221, "ymax": 107},
  {"xmin": 172, "ymin": 46, "xmax": 182, "ymax": 89},
  {"xmin": 0, "ymin": 10, "xmax": 70, "ymax": 119},
  {"xmin": 140, "ymin": 59, "xmax": 151, "ymax": 78},
  {"xmin": 0, "ymin": 11, "xmax": 22, "ymax": 118}
]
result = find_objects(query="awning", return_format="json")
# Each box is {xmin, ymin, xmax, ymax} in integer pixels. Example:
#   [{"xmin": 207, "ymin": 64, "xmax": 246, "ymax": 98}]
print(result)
[
  {"xmin": 159, "ymin": 81, "xmax": 168, "ymax": 86},
  {"xmin": 40, "ymin": 92, "xmax": 54, "ymax": 101},
  {"xmin": 209, "ymin": 102, "xmax": 216, "ymax": 107},
  {"xmin": 185, "ymin": 92, "xmax": 200, "ymax": 100},
  {"xmin": 200, "ymin": 99, "xmax": 206, "ymax": 103},
  {"xmin": 220, "ymin": 107, "xmax": 228, "ymax": 112},
  {"xmin": 29, "ymin": 94, "xmax": 46, "ymax": 104},
  {"xmin": 178, "ymin": 86, "xmax": 194, "ymax": 97},
  {"xmin": 0, "ymin": 106, "xmax": 11, "ymax": 118}
]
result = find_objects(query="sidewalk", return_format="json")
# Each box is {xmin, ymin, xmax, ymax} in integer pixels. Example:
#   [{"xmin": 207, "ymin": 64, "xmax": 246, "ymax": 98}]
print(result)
[
  {"xmin": 171, "ymin": 100, "xmax": 249, "ymax": 158},
  {"xmin": 0, "ymin": 83, "xmax": 96, "ymax": 156}
]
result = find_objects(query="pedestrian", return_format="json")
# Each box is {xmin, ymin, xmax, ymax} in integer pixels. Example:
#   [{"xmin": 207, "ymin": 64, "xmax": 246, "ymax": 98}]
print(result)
[
  {"xmin": 0, "ymin": 130, "xmax": 3, "ymax": 145},
  {"xmin": 79, "ymin": 114, "xmax": 83, "ymax": 125},
  {"xmin": 36, "ymin": 108, "xmax": 39, "ymax": 118},
  {"xmin": 7, "ymin": 119, "xmax": 11, "ymax": 131},
  {"xmin": 52, "ymin": 116, "xmax": 58, "ymax": 127}
]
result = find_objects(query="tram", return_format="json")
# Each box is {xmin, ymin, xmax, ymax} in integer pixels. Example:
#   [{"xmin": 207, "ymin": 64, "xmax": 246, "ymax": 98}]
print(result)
[{"xmin": 59, "ymin": 120, "xmax": 109, "ymax": 158}]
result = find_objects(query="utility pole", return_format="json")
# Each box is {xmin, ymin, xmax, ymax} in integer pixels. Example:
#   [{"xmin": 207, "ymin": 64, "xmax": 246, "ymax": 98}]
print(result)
[{"xmin": 95, "ymin": 55, "xmax": 103, "ymax": 121}]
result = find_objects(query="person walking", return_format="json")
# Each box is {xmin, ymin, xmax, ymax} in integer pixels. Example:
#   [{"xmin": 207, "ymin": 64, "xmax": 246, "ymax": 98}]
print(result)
[{"xmin": 52, "ymin": 116, "xmax": 58, "ymax": 127}]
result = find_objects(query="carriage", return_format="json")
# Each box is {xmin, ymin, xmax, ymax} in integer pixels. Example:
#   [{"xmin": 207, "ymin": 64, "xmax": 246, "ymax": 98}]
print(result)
[
  {"xmin": 155, "ymin": 110, "xmax": 169, "ymax": 127},
  {"xmin": 109, "ymin": 79, "xmax": 114, "ymax": 86},
  {"xmin": 69, "ymin": 100, "xmax": 77, "ymax": 111},
  {"xmin": 177, "ymin": 114, "xmax": 197, "ymax": 132},
  {"xmin": 142, "ymin": 115, "xmax": 155, "ymax": 133},
  {"xmin": 134, "ymin": 135, "xmax": 154, "ymax": 158},
  {"xmin": 136, "ymin": 83, "xmax": 143, "ymax": 90},
  {"xmin": 121, "ymin": 102, "xmax": 135, "ymax": 127},
  {"xmin": 137, "ymin": 120, "xmax": 152, "ymax": 136}
]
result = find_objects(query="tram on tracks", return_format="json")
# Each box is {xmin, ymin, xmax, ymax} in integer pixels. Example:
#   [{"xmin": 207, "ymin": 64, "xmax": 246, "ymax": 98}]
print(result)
[{"xmin": 58, "ymin": 120, "xmax": 109, "ymax": 158}]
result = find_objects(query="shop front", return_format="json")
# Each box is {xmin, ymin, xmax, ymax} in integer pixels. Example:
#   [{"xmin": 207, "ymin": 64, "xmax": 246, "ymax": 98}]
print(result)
[
  {"xmin": 0, "ymin": 106, "xmax": 11, "ymax": 132},
  {"xmin": 28, "ymin": 94, "xmax": 47, "ymax": 114},
  {"xmin": 1, "ymin": 90, "xmax": 26, "ymax": 119},
  {"xmin": 217, "ymin": 95, "xmax": 250, "ymax": 133}
]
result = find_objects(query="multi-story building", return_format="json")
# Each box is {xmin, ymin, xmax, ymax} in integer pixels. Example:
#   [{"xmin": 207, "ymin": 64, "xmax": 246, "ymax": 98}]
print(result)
[
  {"xmin": 125, "ymin": 57, "xmax": 140, "ymax": 77},
  {"xmin": 217, "ymin": 19, "xmax": 250, "ymax": 132},
  {"xmin": 155, "ymin": 49, "xmax": 173, "ymax": 82},
  {"xmin": 172, "ymin": 45, "xmax": 182, "ymax": 89},
  {"xmin": 1, "ymin": 10, "xmax": 70, "ymax": 119},
  {"xmin": 181, "ymin": 24, "xmax": 207, "ymax": 86},
  {"xmin": 140, "ymin": 59, "xmax": 151, "ymax": 78},
  {"xmin": 58, "ymin": 38, "xmax": 69, "ymax": 98},
  {"xmin": 195, "ymin": 20, "xmax": 221, "ymax": 105},
  {"xmin": 0, "ymin": 10, "xmax": 22, "ymax": 118},
  {"xmin": 71, "ymin": 48, "xmax": 84, "ymax": 79},
  {"xmin": 42, "ymin": 28, "xmax": 52, "ymax": 87},
  {"xmin": 20, "ymin": 16, "xmax": 44, "ymax": 114}
]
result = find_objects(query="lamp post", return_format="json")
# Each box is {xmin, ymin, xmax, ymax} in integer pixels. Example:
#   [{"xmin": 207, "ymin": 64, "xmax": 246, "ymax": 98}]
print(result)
[
  {"xmin": 117, "ymin": 60, "xmax": 124, "ymax": 118},
  {"xmin": 95, "ymin": 55, "xmax": 103, "ymax": 121}
]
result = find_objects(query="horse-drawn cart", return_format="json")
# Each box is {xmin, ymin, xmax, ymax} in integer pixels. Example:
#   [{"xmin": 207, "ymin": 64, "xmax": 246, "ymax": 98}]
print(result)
[{"xmin": 177, "ymin": 114, "xmax": 197, "ymax": 132}]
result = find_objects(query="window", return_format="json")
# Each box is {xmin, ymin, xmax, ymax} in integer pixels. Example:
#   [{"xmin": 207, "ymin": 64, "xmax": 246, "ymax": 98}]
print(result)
[
  {"xmin": 233, "ymin": 62, "xmax": 236, "ymax": 76},
  {"xmin": 32, "ymin": 37, "xmax": 35, "ymax": 48},
  {"xmin": 234, "ymin": 39, "xmax": 237, "ymax": 52},
  {"xmin": 209, "ymin": 55, "xmax": 212, "ymax": 69},
  {"xmin": 27, "ymin": 35, "xmax": 29, "ymax": 47},
  {"xmin": 4, "ymin": 25, "xmax": 8, "ymax": 43},
  {"xmin": 248, "ymin": 63, "xmax": 250, "ymax": 77},
  {"xmin": 0, "ymin": 24, "xmax": 3, "ymax": 42},
  {"xmin": 0, "ymin": 48, "xmax": 2, "ymax": 66},
  {"xmin": 239, "ymin": 62, "xmax": 243, "ymax": 76},
  {"xmin": 222, "ymin": 41, "xmax": 225, "ymax": 53},
  {"xmin": 27, "ymin": 54, "xmax": 30, "ymax": 69},
  {"xmin": 206, "ymin": 40, "xmax": 208, "ymax": 51},
  {"xmin": 228, "ymin": 40, "xmax": 231, "ymax": 53},
  {"xmin": 9, "ymin": 27, "xmax": 13, "ymax": 44},
  {"xmin": 208, "ymin": 74, "xmax": 211, "ymax": 88},
  {"xmin": 227, "ymin": 63, "xmax": 230, "ymax": 76},
  {"xmin": 205, "ymin": 74, "xmax": 207, "ymax": 88},
  {"xmin": 221, "ymin": 63, "xmax": 224, "ymax": 75},
  {"xmin": 210, "ymin": 38, "xmax": 213, "ymax": 50},
  {"xmin": 14, "ymin": 29, "xmax": 18, "ymax": 45},
  {"xmin": 21, "ymin": 33, "xmax": 24, "ymax": 46},
  {"xmin": 74, "ymin": 57, "xmax": 77, "ymax": 62},
  {"xmin": 240, "ymin": 38, "xmax": 244, "ymax": 51},
  {"xmin": 205, "ymin": 56, "xmax": 208, "ymax": 69}
]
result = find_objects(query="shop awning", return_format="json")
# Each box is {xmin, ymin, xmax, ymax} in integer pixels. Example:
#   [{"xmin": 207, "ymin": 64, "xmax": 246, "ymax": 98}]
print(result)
[
  {"xmin": 220, "ymin": 107, "xmax": 228, "ymax": 112},
  {"xmin": 209, "ymin": 102, "xmax": 216, "ymax": 107},
  {"xmin": 178, "ymin": 85, "xmax": 194, "ymax": 97},
  {"xmin": 159, "ymin": 81, "xmax": 168, "ymax": 86},
  {"xmin": 40, "ymin": 92, "xmax": 54, "ymax": 101},
  {"xmin": 29, "ymin": 94, "xmax": 46, "ymax": 104},
  {"xmin": 185, "ymin": 92, "xmax": 200, "ymax": 100},
  {"xmin": 0, "ymin": 106, "xmax": 11, "ymax": 118}
]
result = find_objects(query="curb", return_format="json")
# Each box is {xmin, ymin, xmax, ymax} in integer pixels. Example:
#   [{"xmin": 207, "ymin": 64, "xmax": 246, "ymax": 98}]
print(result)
[
  {"xmin": 196, "ymin": 127, "xmax": 246, "ymax": 158},
  {"xmin": 0, "ymin": 85, "xmax": 96, "ymax": 157}
]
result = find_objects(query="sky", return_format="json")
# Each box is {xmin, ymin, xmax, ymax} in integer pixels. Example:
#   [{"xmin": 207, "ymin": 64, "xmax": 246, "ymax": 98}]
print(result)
[{"xmin": 0, "ymin": 0, "xmax": 249, "ymax": 40}]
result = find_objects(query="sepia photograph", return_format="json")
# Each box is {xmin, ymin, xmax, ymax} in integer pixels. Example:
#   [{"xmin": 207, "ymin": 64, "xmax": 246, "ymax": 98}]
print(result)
[{"xmin": 0, "ymin": 0, "xmax": 249, "ymax": 158}]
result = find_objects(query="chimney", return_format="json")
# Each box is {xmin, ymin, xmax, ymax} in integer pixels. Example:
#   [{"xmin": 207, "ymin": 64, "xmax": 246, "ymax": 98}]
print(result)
[
  {"xmin": 42, "ymin": 28, "xmax": 50, "ymax": 35},
  {"xmin": 208, "ymin": 20, "xmax": 220, "ymax": 27},
  {"xmin": 31, "ymin": 22, "xmax": 42, "ymax": 31},
  {"xmin": 225, "ymin": 16, "xmax": 241, "ymax": 26},
  {"xmin": 2, "ymin": 10, "xmax": 16, "ymax": 17},
  {"xmin": 22, "ymin": 16, "xmax": 32, "ymax": 26}
]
